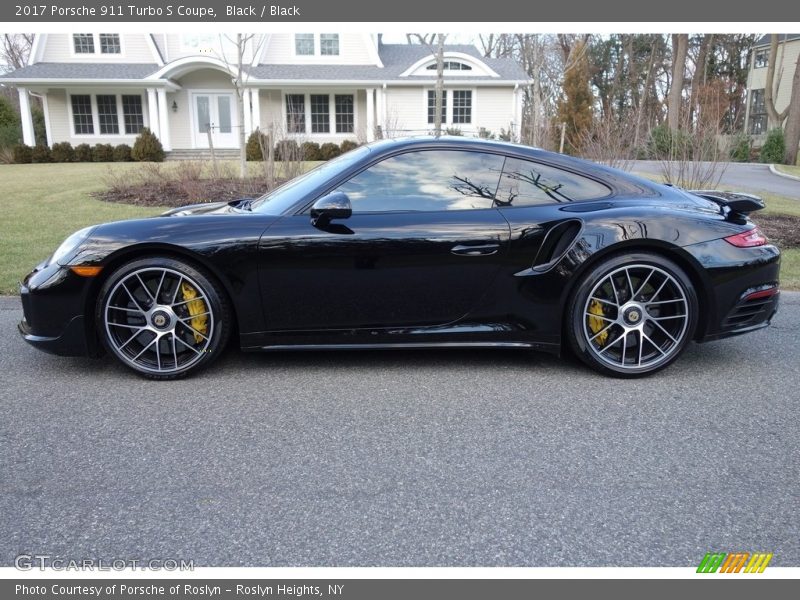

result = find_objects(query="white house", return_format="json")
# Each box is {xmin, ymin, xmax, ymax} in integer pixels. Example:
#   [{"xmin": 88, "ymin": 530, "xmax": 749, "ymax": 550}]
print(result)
[
  {"xmin": 744, "ymin": 33, "xmax": 800, "ymax": 138},
  {"xmin": 1, "ymin": 33, "xmax": 529, "ymax": 153}
]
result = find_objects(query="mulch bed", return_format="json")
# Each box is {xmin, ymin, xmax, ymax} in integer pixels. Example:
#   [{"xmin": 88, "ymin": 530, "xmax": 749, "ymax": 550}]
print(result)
[
  {"xmin": 92, "ymin": 178, "xmax": 281, "ymax": 208},
  {"xmin": 754, "ymin": 214, "xmax": 800, "ymax": 249}
]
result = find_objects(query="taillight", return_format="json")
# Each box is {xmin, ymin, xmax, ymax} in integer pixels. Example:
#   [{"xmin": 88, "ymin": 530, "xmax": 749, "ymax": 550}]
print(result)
[{"xmin": 724, "ymin": 227, "xmax": 768, "ymax": 248}]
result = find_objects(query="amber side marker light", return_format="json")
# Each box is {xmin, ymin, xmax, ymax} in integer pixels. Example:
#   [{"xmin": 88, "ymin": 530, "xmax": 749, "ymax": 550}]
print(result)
[{"xmin": 69, "ymin": 266, "xmax": 103, "ymax": 277}]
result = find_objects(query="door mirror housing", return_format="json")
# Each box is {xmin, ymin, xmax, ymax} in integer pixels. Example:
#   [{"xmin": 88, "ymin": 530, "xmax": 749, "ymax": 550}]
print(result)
[{"xmin": 311, "ymin": 192, "xmax": 352, "ymax": 226}]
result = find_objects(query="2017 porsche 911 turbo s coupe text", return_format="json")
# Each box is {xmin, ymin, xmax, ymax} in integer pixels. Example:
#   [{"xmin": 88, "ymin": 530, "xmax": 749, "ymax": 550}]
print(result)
[{"xmin": 19, "ymin": 137, "xmax": 780, "ymax": 379}]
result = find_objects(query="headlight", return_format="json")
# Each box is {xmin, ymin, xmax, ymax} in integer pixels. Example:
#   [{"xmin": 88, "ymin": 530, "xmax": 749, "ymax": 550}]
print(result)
[{"xmin": 50, "ymin": 226, "xmax": 96, "ymax": 266}]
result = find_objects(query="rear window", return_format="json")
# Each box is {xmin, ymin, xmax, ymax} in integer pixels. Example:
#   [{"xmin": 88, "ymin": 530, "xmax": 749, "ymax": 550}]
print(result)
[{"xmin": 495, "ymin": 157, "xmax": 611, "ymax": 206}]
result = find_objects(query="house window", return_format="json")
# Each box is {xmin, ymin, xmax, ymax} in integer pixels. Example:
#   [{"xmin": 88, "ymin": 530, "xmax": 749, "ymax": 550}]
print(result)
[
  {"xmin": 73, "ymin": 34, "xmax": 95, "ymax": 54},
  {"xmin": 754, "ymin": 50, "xmax": 769, "ymax": 69},
  {"xmin": 70, "ymin": 95, "xmax": 94, "ymax": 134},
  {"xmin": 286, "ymin": 94, "xmax": 306, "ymax": 133},
  {"xmin": 295, "ymin": 34, "xmax": 314, "ymax": 56},
  {"xmin": 335, "ymin": 95, "xmax": 354, "ymax": 133},
  {"xmin": 122, "ymin": 95, "xmax": 144, "ymax": 134},
  {"xmin": 310, "ymin": 94, "xmax": 330, "ymax": 133},
  {"xmin": 426, "ymin": 61, "xmax": 472, "ymax": 71},
  {"xmin": 749, "ymin": 89, "xmax": 767, "ymax": 135},
  {"xmin": 452, "ymin": 90, "xmax": 472, "ymax": 124},
  {"xmin": 96, "ymin": 95, "xmax": 119, "ymax": 134},
  {"xmin": 427, "ymin": 90, "xmax": 446, "ymax": 124},
  {"xmin": 320, "ymin": 34, "xmax": 339, "ymax": 56},
  {"xmin": 99, "ymin": 33, "xmax": 121, "ymax": 54}
]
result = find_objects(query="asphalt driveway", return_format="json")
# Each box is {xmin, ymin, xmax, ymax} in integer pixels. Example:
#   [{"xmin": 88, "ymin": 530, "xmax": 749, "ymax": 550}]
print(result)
[
  {"xmin": 631, "ymin": 160, "xmax": 800, "ymax": 199},
  {"xmin": 1, "ymin": 294, "xmax": 798, "ymax": 567}
]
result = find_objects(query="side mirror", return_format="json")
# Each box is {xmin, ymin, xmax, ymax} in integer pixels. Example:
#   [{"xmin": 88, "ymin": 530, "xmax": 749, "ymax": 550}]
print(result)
[{"xmin": 310, "ymin": 192, "xmax": 352, "ymax": 226}]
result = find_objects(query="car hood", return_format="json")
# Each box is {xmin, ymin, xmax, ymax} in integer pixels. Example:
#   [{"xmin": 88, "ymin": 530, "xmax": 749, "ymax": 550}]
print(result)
[{"xmin": 160, "ymin": 201, "xmax": 237, "ymax": 217}]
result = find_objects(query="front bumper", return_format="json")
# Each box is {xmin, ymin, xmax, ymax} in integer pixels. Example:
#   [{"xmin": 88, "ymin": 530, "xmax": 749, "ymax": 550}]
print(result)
[
  {"xmin": 18, "ymin": 260, "xmax": 99, "ymax": 357},
  {"xmin": 682, "ymin": 239, "xmax": 781, "ymax": 342}
]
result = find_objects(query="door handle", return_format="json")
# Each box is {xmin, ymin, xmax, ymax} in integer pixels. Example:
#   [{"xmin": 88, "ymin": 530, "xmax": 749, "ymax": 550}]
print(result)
[{"xmin": 451, "ymin": 243, "xmax": 500, "ymax": 256}]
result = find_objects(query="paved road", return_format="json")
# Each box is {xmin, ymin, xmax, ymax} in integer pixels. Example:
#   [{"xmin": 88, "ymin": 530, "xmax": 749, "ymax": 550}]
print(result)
[
  {"xmin": 631, "ymin": 160, "xmax": 800, "ymax": 199},
  {"xmin": 1, "ymin": 295, "xmax": 798, "ymax": 567}
]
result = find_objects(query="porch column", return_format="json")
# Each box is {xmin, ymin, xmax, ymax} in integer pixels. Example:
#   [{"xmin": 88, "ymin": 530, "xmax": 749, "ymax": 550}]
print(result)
[
  {"xmin": 251, "ymin": 89, "xmax": 261, "ymax": 131},
  {"xmin": 243, "ymin": 89, "xmax": 253, "ymax": 137},
  {"xmin": 146, "ymin": 88, "xmax": 160, "ymax": 138},
  {"xmin": 365, "ymin": 88, "xmax": 375, "ymax": 142},
  {"xmin": 157, "ymin": 88, "xmax": 171, "ymax": 151},
  {"xmin": 17, "ymin": 88, "xmax": 35, "ymax": 146}
]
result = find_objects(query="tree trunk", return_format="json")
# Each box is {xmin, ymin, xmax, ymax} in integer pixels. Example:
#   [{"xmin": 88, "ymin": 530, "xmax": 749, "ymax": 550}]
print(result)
[
  {"xmin": 689, "ymin": 34, "xmax": 711, "ymax": 128},
  {"xmin": 783, "ymin": 51, "xmax": 800, "ymax": 165},
  {"xmin": 236, "ymin": 34, "xmax": 247, "ymax": 179},
  {"xmin": 764, "ymin": 34, "xmax": 790, "ymax": 129},
  {"xmin": 434, "ymin": 34, "xmax": 445, "ymax": 136},
  {"xmin": 668, "ymin": 34, "xmax": 689, "ymax": 130}
]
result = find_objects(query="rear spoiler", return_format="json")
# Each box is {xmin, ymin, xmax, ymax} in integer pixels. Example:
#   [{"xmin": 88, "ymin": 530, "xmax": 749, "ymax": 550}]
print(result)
[{"xmin": 689, "ymin": 190, "xmax": 765, "ymax": 219}]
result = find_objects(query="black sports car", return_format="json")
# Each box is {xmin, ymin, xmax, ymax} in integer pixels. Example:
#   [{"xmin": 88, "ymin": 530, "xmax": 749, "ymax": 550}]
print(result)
[{"xmin": 19, "ymin": 137, "xmax": 780, "ymax": 379}]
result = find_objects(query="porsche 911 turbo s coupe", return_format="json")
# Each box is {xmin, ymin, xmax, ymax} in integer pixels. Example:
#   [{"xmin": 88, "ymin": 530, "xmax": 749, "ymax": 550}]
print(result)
[{"xmin": 19, "ymin": 137, "xmax": 780, "ymax": 379}]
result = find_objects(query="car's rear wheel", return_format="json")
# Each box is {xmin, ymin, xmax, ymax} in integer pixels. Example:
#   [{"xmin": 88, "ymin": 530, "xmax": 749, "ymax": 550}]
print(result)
[
  {"xmin": 97, "ymin": 257, "xmax": 230, "ymax": 379},
  {"xmin": 567, "ymin": 252, "xmax": 698, "ymax": 377}
]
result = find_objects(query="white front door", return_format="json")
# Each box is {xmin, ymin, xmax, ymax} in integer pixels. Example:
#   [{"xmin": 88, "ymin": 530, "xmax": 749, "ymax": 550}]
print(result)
[{"xmin": 193, "ymin": 93, "xmax": 238, "ymax": 148}]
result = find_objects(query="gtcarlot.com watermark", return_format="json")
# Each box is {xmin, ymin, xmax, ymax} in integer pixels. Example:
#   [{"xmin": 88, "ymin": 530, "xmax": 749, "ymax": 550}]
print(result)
[{"xmin": 15, "ymin": 554, "xmax": 194, "ymax": 571}]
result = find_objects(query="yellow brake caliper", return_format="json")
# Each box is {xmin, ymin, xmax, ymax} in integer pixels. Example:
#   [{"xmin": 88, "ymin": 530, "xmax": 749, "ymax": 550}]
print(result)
[
  {"xmin": 180, "ymin": 281, "xmax": 208, "ymax": 343},
  {"xmin": 587, "ymin": 299, "xmax": 608, "ymax": 346}
]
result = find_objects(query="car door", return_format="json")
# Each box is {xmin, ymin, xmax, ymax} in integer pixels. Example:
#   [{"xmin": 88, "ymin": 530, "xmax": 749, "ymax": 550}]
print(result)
[{"xmin": 258, "ymin": 149, "xmax": 511, "ymax": 331}]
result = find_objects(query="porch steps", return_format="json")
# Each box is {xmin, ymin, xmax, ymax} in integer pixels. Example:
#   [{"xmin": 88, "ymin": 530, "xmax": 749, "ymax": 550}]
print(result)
[{"xmin": 166, "ymin": 149, "xmax": 242, "ymax": 161}]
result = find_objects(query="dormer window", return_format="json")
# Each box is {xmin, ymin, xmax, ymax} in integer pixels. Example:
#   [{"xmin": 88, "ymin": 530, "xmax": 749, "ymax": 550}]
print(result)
[
  {"xmin": 295, "ymin": 34, "xmax": 314, "ymax": 56},
  {"xmin": 72, "ymin": 33, "xmax": 121, "ymax": 55},
  {"xmin": 73, "ymin": 34, "xmax": 95, "ymax": 54},
  {"xmin": 99, "ymin": 34, "xmax": 121, "ymax": 54},
  {"xmin": 426, "ymin": 61, "xmax": 472, "ymax": 71},
  {"xmin": 294, "ymin": 34, "xmax": 340, "ymax": 57}
]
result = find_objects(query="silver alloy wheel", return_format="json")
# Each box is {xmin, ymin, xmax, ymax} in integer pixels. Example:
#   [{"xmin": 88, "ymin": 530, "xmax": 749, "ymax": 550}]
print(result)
[
  {"xmin": 103, "ymin": 267, "xmax": 214, "ymax": 374},
  {"xmin": 582, "ymin": 264, "xmax": 689, "ymax": 371}
]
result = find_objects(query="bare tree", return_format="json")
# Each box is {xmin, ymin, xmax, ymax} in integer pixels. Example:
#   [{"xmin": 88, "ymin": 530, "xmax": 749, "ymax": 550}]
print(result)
[
  {"xmin": 764, "ymin": 34, "xmax": 791, "ymax": 130},
  {"xmin": 667, "ymin": 34, "xmax": 689, "ymax": 130},
  {"xmin": 409, "ymin": 33, "xmax": 447, "ymax": 136},
  {"xmin": 216, "ymin": 34, "xmax": 266, "ymax": 178},
  {"xmin": 1, "ymin": 34, "xmax": 33, "ymax": 72},
  {"xmin": 782, "ymin": 51, "xmax": 800, "ymax": 165}
]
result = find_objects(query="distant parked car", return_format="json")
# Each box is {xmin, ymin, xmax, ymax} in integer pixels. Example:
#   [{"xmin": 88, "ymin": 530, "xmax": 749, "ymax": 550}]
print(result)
[{"xmin": 20, "ymin": 137, "xmax": 780, "ymax": 378}]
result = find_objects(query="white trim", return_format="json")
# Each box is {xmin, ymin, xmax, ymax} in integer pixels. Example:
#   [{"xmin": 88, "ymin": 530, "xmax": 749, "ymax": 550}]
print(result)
[
  {"xmin": 146, "ymin": 88, "xmax": 160, "ymax": 138},
  {"xmin": 28, "ymin": 34, "xmax": 43, "ymax": 66},
  {"xmin": 400, "ymin": 52, "xmax": 500, "ymax": 78},
  {"xmin": 251, "ymin": 88, "xmax": 261, "ymax": 130},
  {"xmin": 68, "ymin": 32, "xmax": 125, "ymax": 59},
  {"xmin": 366, "ymin": 87, "xmax": 375, "ymax": 141},
  {"xmin": 145, "ymin": 33, "xmax": 165, "ymax": 66},
  {"xmin": 362, "ymin": 33, "xmax": 384, "ymax": 68},
  {"xmin": 148, "ymin": 55, "xmax": 237, "ymax": 81},
  {"xmin": 32, "ymin": 92, "xmax": 53, "ymax": 146}
]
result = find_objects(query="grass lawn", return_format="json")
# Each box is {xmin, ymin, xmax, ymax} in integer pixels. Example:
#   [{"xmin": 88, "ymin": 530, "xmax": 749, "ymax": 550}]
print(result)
[
  {"xmin": 2, "ymin": 162, "xmax": 799, "ymax": 296},
  {"xmin": 774, "ymin": 164, "xmax": 800, "ymax": 178},
  {"xmin": 1, "ymin": 163, "xmax": 163, "ymax": 295}
]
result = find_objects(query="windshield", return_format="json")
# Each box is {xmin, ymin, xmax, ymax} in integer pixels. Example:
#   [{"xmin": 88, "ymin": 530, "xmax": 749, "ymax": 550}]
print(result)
[{"xmin": 251, "ymin": 145, "xmax": 373, "ymax": 214}]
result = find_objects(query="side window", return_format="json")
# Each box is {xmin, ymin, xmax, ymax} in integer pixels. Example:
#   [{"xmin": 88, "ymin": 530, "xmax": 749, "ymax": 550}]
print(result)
[
  {"xmin": 496, "ymin": 158, "xmax": 611, "ymax": 206},
  {"xmin": 334, "ymin": 150, "xmax": 504, "ymax": 212}
]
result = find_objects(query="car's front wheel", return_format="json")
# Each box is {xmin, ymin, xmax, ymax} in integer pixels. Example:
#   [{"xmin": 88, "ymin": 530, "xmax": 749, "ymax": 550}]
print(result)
[
  {"xmin": 567, "ymin": 252, "xmax": 698, "ymax": 377},
  {"xmin": 96, "ymin": 257, "xmax": 231, "ymax": 379}
]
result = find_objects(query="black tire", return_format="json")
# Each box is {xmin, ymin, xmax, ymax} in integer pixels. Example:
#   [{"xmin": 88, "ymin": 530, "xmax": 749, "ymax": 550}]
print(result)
[
  {"xmin": 96, "ymin": 256, "xmax": 231, "ymax": 380},
  {"xmin": 566, "ymin": 252, "xmax": 698, "ymax": 378}
]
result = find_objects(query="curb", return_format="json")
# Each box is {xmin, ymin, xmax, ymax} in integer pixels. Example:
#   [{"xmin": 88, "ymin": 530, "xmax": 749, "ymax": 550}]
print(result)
[{"xmin": 769, "ymin": 163, "xmax": 800, "ymax": 182}]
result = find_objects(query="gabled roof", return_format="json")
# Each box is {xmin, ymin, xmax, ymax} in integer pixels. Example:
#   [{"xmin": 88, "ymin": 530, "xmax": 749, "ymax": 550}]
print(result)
[{"xmin": 754, "ymin": 34, "xmax": 800, "ymax": 47}]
